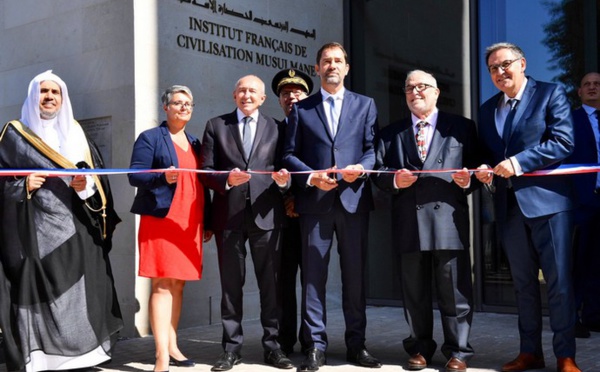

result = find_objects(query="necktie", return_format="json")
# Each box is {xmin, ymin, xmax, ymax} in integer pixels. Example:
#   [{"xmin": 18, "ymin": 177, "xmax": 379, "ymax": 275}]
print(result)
[
  {"xmin": 502, "ymin": 99, "xmax": 518, "ymax": 142},
  {"xmin": 594, "ymin": 109, "xmax": 600, "ymax": 137},
  {"xmin": 242, "ymin": 116, "xmax": 252, "ymax": 158},
  {"xmin": 416, "ymin": 121, "xmax": 428, "ymax": 162},
  {"xmin": 327, "ymin": 96, "xmax": 339, "ymax": 136},
  {"xmin": 595, "ymin": 110, "xmax": 600, "ymax": 190}
]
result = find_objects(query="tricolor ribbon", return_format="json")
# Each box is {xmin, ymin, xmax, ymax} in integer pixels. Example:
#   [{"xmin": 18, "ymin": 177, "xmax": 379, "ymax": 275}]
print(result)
[{"xmin": 0, "ymin": 164, "xmax": 599, "ymax": 177}]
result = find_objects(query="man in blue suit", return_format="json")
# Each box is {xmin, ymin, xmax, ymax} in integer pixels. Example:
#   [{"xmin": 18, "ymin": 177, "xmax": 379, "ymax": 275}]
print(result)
[
  {"xmin": 568, "ymin": 72, "xmax": 600, "ymax": 338},
  {"xmin": 475, "ymin": 42, "xmax": 580, "ymax": 372},
  {"xmin": 283, "ymin": 42, "xmax": 381, "ymax": 371}
]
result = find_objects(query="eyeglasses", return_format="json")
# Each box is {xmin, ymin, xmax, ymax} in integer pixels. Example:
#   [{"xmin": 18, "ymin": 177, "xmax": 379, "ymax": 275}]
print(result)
[
  {"xmin": 403, "ymin": 83, "xmax": 435, "ymax": 94},
  {"xmin": 169, "ymin": 101, "xmax": 195, "ymax": 110},
  {"xmin": 488, "ymin": 59, "xmax": 520, "ymax": 74},
  {"xmin": 280, "ymin": 90, "xmax": 306, "ymax": 99}
]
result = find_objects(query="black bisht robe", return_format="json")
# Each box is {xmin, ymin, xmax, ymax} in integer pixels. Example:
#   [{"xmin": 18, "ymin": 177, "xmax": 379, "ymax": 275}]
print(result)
[{"xmin": 0, "ymin": 121, "xmax": 123, "ymax": 371}]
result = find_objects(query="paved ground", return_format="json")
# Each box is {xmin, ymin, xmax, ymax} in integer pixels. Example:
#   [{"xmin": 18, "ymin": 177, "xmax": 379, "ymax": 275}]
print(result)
[{"xmin": 2, "ymin": 306, "xmax": 599, "ymax": 372}]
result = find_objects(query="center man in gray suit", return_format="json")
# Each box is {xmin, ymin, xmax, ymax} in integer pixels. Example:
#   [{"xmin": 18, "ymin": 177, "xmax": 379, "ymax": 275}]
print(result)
[{"xmin": 373, "ymin": 70, "xmax": 478, "ymax": 372}]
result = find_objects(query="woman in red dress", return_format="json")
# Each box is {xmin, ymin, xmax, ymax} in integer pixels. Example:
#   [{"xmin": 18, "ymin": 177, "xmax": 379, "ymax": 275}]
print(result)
[{"xmin": 129, "ymin": 85, "xmax": 212, "ymax": 372}]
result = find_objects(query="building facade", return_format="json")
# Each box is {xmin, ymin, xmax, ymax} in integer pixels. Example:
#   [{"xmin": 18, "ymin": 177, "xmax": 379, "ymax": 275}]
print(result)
[{"xmin": 0, "ymin": 0, "xmax": 598, "ymax": 338}]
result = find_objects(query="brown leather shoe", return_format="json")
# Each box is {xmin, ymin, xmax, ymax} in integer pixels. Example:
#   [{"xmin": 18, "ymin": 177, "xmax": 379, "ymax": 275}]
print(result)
[
  {"xmin": 407, "ymin": 353, "xmax": 427, "ymax": 370},
  {"xmin": 501, "ymin": 353, "xmax": 545, "ymax": 371},
  {"xmin": 557, "ymin": 357, "xmax": 581, "ymax": 372},
  {"xmin": 446, "ymin": 357, "xmax": 467, "ymax": 372}
]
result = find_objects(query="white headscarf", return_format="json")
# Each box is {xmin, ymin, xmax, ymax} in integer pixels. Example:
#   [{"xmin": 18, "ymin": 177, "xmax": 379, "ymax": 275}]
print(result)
[{"xmin": 20, "ymin": 70, "xmax": 88, "ymax": 165}]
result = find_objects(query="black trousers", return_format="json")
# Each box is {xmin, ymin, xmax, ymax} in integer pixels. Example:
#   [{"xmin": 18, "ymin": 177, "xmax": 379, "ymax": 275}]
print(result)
[
  {"xmin": 400, "ymin": 250, "xmax": 474, "ymax": 362},
  {"xmin": 215, "ymin": 203, "xmax": 282, "ymax": 353}
]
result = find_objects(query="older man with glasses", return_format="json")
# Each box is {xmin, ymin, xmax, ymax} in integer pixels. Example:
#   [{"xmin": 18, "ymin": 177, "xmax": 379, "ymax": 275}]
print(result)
[{"xmin": 373, "ymin": 70, "xmax": 478, "ymax": 372}]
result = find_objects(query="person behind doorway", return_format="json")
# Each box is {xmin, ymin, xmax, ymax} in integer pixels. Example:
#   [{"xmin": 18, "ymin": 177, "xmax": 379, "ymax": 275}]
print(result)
[
  {"xmin": 282, "ymin": 42, "xmax": 381, "ymax": 371},
  {"xmin": 567, "ymin": 72, "xmax": 600, "ymax": 338},
  {"xmin": 129, "ymin": 85, "xmax": 213, "ymax": 372},
  {"xmin": 0, "ymin": 70, "xmax": 123, "ymax": 372},
  {"xmin": 199, "ymin": 75, "xmax": 293, "ymax": 371},
  {"xmin": 270, "ymin": 68, "xmax": 313, "ymax": 356},
  {"xmin": 372, "ymin": 70, "xmax": 477, "ymax": 372},
  {"xmin": 475, "ymin": 42, "xmax": 580, "ymax": 372}
]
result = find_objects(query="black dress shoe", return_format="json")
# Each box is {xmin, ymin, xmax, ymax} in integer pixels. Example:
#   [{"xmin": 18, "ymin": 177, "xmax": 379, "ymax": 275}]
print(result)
[
  {"xmin": 300, "ymin": 348, "xmax": 326, "ymax": 371},
  {"xmin": 211, "ymin": 351, "xmax": 242, "ymax": 371},
  {"xmin": 169, "ymin": 356, "xmax": 195, "ymax": 367},
  {"xmin": 264, "ymin": 349, "xmax": 294, "ymax": 369},
  {"xmin": 347, "ymin": 348, "xmax": 382, "ymax": 368}
]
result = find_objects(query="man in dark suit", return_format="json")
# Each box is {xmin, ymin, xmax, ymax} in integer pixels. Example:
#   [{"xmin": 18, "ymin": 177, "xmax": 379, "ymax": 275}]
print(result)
[
  {"xmin": 373, "ymin": 70, "xmax": 477, "ymax": 372},
  {"xmin": 270, "ymin": 68, "xmax": 313, "ymax": 356},
  {"xmin": 283, "ymin": 42, "xmax": 381, "ymax": 371},
  {"xmin": 475, "ymin": 42, "xmax": 580, "ymax": 372},
  {"xmin": 200, "ymin": 75, "xmax": 293, "ymax": 371},
  {"xmin": 568, "ymin": 72, "xmax": 600, "ymax": 338}
]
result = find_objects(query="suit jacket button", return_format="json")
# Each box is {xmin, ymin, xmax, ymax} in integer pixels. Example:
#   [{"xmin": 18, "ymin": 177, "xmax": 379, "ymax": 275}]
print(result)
[
  {"xmin": 437, "ymin": 159, "xmax": 442, "ymax": 163},
  {"xmin": 434, "ymin": 204, "xmax": 440, "ymax": 209}
]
